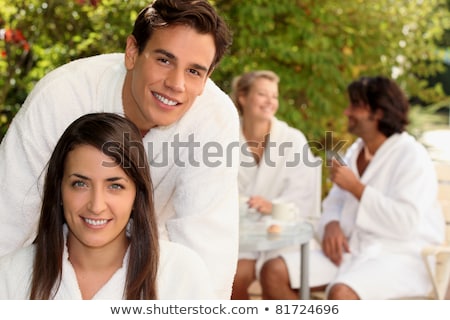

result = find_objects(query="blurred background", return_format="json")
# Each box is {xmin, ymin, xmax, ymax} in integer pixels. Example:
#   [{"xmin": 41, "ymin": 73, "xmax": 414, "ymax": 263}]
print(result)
[{"xmin": 1, "ymin": 0, "xmax": 450, "ymax": 194}]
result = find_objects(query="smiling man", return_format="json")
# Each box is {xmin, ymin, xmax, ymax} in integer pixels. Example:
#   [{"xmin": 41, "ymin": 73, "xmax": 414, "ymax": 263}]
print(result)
[
  {"xmin": 258, "ymin": 76, "xmax": 445, "ymax": 300},
  {"xmin": 0, "ymin": 0, "xmax": 239, "ymax": 299}
]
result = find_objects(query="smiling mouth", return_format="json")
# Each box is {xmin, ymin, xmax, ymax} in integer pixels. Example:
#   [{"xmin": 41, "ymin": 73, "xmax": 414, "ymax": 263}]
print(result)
[
  {"xmin": 83, "ymin": 218, "xmax": 109, "ymax": 226},
  {"xmin": 260, "ymin": 106, "xmax": 273, "ymax": 112},
  {"xmin": 153, "ymin": 92, "xmax": 179, "ymax": 107}
]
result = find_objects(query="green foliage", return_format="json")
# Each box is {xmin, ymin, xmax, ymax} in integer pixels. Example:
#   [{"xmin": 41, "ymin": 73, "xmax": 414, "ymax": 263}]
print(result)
[
  {"xmin": 212, "ymin": 0, "xmax": 450, "ymax": 156},
  {"xmin": 211, "ymin": 0, "xmax": 450, "ymax": 193},
  {"xmin": 0, "ymin": 0, "xmax": 147, "ymax": 138},
  {"xmin": 1, "ymin": 0, "xmax": 450, "ymax": 162}
]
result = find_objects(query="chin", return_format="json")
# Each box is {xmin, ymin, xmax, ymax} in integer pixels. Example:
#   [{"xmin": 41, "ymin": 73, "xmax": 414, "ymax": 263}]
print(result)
[{"xmin": 154, "ymin": 117, "xmax": 179, "ymax": 127}]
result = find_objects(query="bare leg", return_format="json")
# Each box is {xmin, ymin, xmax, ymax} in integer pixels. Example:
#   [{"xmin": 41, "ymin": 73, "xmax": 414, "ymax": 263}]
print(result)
[
  {"xmin": 260, "ymin": 257, "xmax": 298, "ymax": 299},
  {"xmin": 231, "ymin": 259, "xmax": 256, "ymax": 300},
  {"xmin": 328, "ymin": 283, "xmax": 360, "ymax": 300}
]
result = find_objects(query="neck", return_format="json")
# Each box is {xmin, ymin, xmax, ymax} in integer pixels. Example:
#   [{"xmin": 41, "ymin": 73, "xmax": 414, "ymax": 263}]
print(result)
[
  {"xmin": 140, "ymin": 130, "xmax": 149, "ymax": 138},
  {"xmin": 362, "ymin": 132, "xmax": 387, "ymax": 156},
  {"xmin": 67, "ymin": 234, "xmax": 129, "ymax": 272},
  {"xmin": 122, "ymin": 73, "xmax": 154, "ymax": 135},
  {"xmin": 242, "ymin": 116, "xmax": 271, "ymax": 142}
]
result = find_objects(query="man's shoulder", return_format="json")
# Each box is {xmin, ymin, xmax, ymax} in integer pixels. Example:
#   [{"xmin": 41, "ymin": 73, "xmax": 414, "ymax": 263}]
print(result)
[
  {"xmin": 185, "ymin": 78, "xmax": 239, "ymax": 133},
  {"xmin": 45, "ymin": 53, "xmax": 123, "ymax": 78},
  {"xmin": 27, "ymin": 53, "xmax": 122, "ymax": 93},
  {"xmin": 198, "ymin": 79, "xmax": 236, "ymax": 111},
  {"xmin": 389, "ymin": 132, "xmax": 426, "ymax": 154},
  {"xmin": 18, "ymin": 53, "xmax": 123, "ymax": 118}
]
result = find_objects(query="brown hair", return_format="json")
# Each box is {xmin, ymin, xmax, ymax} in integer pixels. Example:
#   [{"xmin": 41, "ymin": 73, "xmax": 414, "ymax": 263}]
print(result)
[
  {"xmin": 347, "ymin": 76, "xmax": 409, "ymax": 137},
  {"xmin": 30, "ymin": 113, "xmax": 159, "ymax": 299},
  {"xmin": 132, "ymin": 0, "xmax": 232, "ymax": 72}
]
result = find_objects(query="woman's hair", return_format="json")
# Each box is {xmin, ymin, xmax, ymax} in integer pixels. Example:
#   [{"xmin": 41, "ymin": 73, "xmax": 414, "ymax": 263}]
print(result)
[
  {"xmin": 230, "ymin": 70, "xmax": 280, "ymax": 115},
  {"xmin": 30, "ymin": 113, "xmax": 159, "ymax": 300},
  {"xmin": 347, "ymin": 76, "xmax": 410, "ymax": 137},
  {"xmin": 132, "ymin": 0, "xmax": 232, "ymax": 72}
]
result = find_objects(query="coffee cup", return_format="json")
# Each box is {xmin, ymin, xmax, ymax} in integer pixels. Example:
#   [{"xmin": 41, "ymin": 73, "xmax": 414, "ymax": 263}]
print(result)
[{"xmin": 272, "ymin": 202, "xmax": 299, "ymax": 222}]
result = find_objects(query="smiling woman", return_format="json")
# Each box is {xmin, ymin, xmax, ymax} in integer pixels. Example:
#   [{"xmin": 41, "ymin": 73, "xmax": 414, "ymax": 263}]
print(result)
[
  {"xmin": 0, "ymin": 112, "xmax": 216, "ymax": 300},
  {"xmin": 61, "ymin": 144, "xmax": 137, "ymax": 256}
]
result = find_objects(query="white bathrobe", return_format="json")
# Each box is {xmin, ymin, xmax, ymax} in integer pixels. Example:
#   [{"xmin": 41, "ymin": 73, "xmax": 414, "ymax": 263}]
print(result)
[
  {"xmin": 238, "ymin": 117, "xmax": 320, "ymax": 278},
  {"xmin": 0, "ymin": 238, "xmax": 216, "ymax": 299},
  {"xmin": 0, "ymin": 54, "xmax": 240, "ymax": 299},
  {"xmin": 315, "ymin": 132, "xmax": 445, "ymax": 299}
]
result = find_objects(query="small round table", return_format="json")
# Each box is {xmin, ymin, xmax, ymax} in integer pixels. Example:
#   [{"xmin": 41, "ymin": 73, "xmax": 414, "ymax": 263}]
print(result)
[{"xmin": 239, "ymin": 219, "xmax": 314, "ymax": 299}]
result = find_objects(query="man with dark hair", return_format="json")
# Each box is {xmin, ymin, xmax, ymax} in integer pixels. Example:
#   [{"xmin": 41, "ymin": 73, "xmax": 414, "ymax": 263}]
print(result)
[
  {"xmin": 261, "ymin": 76, "xmax": 445, "ymax": 300},
  {"xmin": 0, "ymin": 0, "xmax": 239, "ymax": 299}
]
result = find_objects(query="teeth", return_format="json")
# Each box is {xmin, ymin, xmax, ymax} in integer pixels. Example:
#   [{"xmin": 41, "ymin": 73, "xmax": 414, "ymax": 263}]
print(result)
[
  {"xmin": 154, "ymin": 93, "xmax": 178, "ymax": 106},
  {"xmin": 84, "ymin": 218, "xmax": 108, "ymax": 226}
]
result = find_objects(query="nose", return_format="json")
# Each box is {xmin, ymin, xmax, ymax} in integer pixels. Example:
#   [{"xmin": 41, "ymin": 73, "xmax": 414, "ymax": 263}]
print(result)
[
  {"xmin": 88, "ymin": 188, "xmax": 107, "ymax": 214},
  {"xmin": 164, "ymin": 68, "xmax": 185, "ymax": 93}
]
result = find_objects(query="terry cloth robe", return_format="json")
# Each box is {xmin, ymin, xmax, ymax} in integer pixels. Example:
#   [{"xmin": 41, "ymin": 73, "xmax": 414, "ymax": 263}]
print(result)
[
  {"xmin": 0, "ymin": 54, "xmax": 240, "ymax": 299},
  {"xmin": 0, "ymin": 235, "xmax": 216, "ymax": 299},
  {"xmin": 315, "ymin": 132, "xmax": 445, "ymax": 299},
  {"xmin": 238, "ymin": 117, "xmax": 327, "ymax": 283}
]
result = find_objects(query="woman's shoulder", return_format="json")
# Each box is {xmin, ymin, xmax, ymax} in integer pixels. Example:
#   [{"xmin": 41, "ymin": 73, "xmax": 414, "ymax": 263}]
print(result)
[{"xmin": 272, "ymin": 117, "xmax": 309, "ymax": 144}]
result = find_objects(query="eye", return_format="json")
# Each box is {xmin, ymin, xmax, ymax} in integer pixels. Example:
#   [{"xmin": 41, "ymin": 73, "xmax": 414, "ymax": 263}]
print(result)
[
  {"xmin": 157, "ymin": 57, "xmax": 170, "ymax": 65},
  {"xmin": 109, "ymin": 183, "xmax": 124, "ymax": 190},
  {"xmin": 188, "ymin": 68, "xmax": 201, "ymax": 77},
  {"xmin": 72, "ymin": 180, "xmax": 87, "ymax": 188}
]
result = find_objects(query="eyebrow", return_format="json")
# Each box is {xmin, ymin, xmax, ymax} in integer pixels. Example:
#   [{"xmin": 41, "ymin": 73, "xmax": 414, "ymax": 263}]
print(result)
[
  {"xmin": 70, "ymin": 173, "xmax": 129, "ymax": 182},
  {"xmin": 154, "ymin": 49, "xmax": 209, "ymax": 73}
]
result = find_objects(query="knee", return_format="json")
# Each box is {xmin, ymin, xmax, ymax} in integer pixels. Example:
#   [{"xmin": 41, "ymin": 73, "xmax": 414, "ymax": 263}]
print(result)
[
  {"xmin": 234, "ymin": 260, "xmax": 256, "ymax": 285},
  {"xmin": 328, "ymin": 283, "xmax": 360, "ymax": 300},
  {"xmin": 260, "ymin": 258, "xmax": 289, "ymax": 284}
]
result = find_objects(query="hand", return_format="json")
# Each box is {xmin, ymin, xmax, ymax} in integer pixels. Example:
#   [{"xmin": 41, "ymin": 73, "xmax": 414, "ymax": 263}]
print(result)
[
  {"xmin": 330, "ymin": 158, "xmax": 365, "ymax": 199},
  {"xmin": 321, "ymin": 221, "xmax": 349, "ymax": 266},
  {"xmin": 248, "ymin": 196, "xmax": 273, "ymax": 215}
]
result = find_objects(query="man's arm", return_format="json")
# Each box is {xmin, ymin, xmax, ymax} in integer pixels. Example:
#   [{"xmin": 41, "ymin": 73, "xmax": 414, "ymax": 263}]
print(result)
[
  {"xmin": 0, "ymin": 67, "xmax": 97, "ymax": 257},
  {"xmin": 0, "ymin": 95, "xmax": 58, "ymax": 256},
  {"xmin": 164, "ymin": 80, "xmax": 240, "ymax": 299}
]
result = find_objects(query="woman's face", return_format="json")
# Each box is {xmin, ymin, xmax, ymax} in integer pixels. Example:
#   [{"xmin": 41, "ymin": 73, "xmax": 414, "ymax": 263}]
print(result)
[
  {"xmin": 239, "ymin": 77, "xmax": 279, "ymax": 121},
  {"xmin": 61, "ymin": 144, "xmax": 136, "ymax": 251}
]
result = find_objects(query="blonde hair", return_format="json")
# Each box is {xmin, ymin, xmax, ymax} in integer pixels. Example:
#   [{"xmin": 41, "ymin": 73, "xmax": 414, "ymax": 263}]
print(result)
[{"xmin": 230, "ymin": 70, "xmax": 279, "ymax": 115}]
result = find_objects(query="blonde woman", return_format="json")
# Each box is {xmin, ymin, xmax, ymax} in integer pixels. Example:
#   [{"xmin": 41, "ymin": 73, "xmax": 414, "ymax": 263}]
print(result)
[{"xmin": 230, "ymin": 70, "xmax": 324, "ymax": 299}]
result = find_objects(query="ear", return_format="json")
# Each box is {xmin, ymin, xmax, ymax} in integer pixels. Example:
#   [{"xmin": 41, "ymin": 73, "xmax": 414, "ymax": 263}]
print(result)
[
  {"xmin": 237, "ymin": 93, "xmax": 247, "ymax": 108},
  {"xmin": 374, "ymin": 108, "xmax": 384, "ymax": 120},
  {"xmin": 197, "ymin": 67, "xmax": 215, "ymax": 95},
  {"xmin": 207, "ymin": 66, "xmax": 215, "ymax": 78},
  {"xmin": 125, "ymin": 35, "xmax": 139, "ymax": 70}
]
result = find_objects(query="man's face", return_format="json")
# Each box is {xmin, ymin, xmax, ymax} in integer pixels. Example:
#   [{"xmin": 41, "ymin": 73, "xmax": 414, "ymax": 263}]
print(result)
[
  {"xmin": 123, "ymin": 24, "xmax": 216, "ymax": 132},
  {"xmin": 344, "ymin": 102, "xmax": 378, "ymax": 137}
]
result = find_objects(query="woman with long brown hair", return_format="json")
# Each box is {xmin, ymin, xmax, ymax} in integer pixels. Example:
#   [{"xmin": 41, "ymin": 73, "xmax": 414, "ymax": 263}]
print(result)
[{"xmin": 0, "ymin": 113, "xmax": 214, "ymax": 299}]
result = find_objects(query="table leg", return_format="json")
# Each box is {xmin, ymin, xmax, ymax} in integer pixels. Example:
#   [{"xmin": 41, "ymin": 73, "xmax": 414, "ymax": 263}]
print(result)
[{"xmin": 300, "ymin": 241, "xmax": 310, "ymax": 299}]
